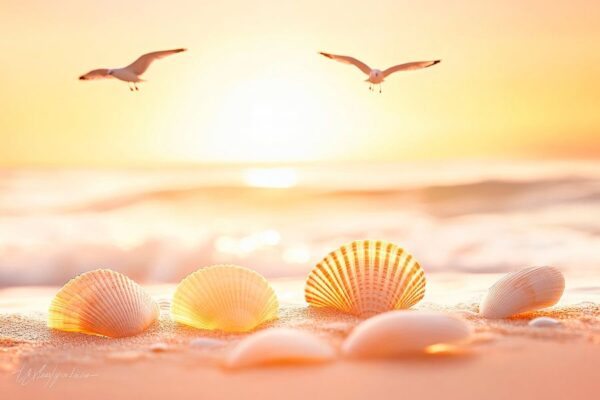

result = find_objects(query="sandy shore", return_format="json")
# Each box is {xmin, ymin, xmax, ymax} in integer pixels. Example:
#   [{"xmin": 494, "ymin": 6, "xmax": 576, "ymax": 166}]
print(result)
[{"xmin": 1, "ymin": 274, "xmax": 599, "ymax": 399}]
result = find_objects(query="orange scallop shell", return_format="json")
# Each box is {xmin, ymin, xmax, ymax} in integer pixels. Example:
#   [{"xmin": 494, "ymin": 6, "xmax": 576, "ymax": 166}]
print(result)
[{"xmin": 305, "ymin": 240, "xmax": 426, "ymax": 317}]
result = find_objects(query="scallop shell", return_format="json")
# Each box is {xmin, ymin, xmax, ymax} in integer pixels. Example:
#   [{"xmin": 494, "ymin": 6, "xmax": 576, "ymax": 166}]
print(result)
[
  {"xmin": 342, "ymin": 311, "xmax": 471, "ymax": 358},
  {"xmin": 225, "ymin": 328, "xmax": 335, "ymax": 368},
  {"xmin": 48, "ymin": 269, "xmax": 159, "ymax": 338},
  {"xmin": 171, "ymin": 265, "xmax": 278, "ymax": 332},
  {"xmin": 479, "ymin": 266, "xmax": 565, "ymax": 319},
  {"xmin": 305, "ymin": 240, "xmax": 426, "ymax": 317}
]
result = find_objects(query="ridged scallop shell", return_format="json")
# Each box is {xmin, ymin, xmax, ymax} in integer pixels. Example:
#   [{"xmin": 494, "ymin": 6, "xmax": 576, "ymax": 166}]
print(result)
[
  {"xmin": 342, "ymin": 311, "xmax": 471, "ymax": 358},
  {"xmin": 225, "ymin": 328, "xmax": 335, "ymax": 369},
  {"xmin": 48, "ymin": 269, "xmax": 159, "ymax": 338},
  {"xmin": 305, "ymin": 240, "xmax": 426, "ymax": 317},
  {"xmin": 479, "ymin": 266, "xmax": 565, "ymax": 319},
  {"xmin": 171, "ymin": 265, "xmax": 278, "ymax": 332}
]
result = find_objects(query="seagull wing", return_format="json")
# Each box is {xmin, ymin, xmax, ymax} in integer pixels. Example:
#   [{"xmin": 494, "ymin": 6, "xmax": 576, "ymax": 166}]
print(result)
[
  {"xmin": 125, "ymin": 48, "xmax": 187, "ymax": 76},
  {"xmin": 382, "ymin": 60, "xmax": 440, "ymax": 77},
  {"xmin": 79, "ymin": 69, "xmax": 111, "ymax": 80},
  {"xmin": 319, "ymin": 52, "xmax": 371, "ymax": 75}
]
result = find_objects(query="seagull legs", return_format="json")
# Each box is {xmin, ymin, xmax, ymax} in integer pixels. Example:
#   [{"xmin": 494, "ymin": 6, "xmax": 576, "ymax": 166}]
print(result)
[
  {"xmin": 128, "ymin": 83, "xmax": 134, "ymax": 92},
  {"xmin": 367, "ymin": 83, "xmax": 383, "ymax": 93},
  {"xmin": 134, "ymin": 83, "xmax": 139, "ymax": 91}
]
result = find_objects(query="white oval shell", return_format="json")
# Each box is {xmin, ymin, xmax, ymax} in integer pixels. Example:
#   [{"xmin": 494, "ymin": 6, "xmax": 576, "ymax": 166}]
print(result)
[
  {"xmin": 225, "ymin": 328, "xmax": 335, "ymax": 368},
  {"xmin": 528, "ymin": 317, "xmax": 561, "ymax": 327},
  {"xmin": 48, "ymin": 269, "xmax": 158, "ymax": 338},
  {"xmin": 305, "ymin": 240, "xmax": 426, "ymax": 317},
  {"xmin": 342, "ymin": 311, "xmax": 471, "ymax": 358},
  {"xmin": 171, "ymin": 265, "xmax": 279, "ymax": 332},
  {"xmin": 479, "ymin": 266, "xmax": 565, "ymax": 319}
]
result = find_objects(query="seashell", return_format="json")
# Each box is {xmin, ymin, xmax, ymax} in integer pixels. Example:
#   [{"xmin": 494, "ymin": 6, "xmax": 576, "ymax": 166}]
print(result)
[
  {"xmin": 225, "ymin": 328, "xmax": 335, "ymax": 368},
  {"xmin": 48, "ymin": 269, "xmax": 159, "ymax": 338},
  {"xmin": 156, "ymin": 297, "xmax": 172, "ymax": 316},
  {"xmin": 171, "ymin": 265, "xmax": 278, "ymax": 332},
  {"xmin": 528, "ymin": 317, "xmax": 561, "ymax": 328},
  {"xmin": 479, "ymin": 266, "xmax": 565, "ymax": 319},
  {"xmin": 305, "ymin": 240, "xmax": 426, "ymax": 317},
  {"xmin": 342, "ymin": 311, "xmax": 471, "ymax": 358}
]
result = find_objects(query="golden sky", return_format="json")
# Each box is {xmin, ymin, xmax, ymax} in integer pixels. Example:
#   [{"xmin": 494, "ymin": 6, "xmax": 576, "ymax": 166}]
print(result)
[{"xmin": 1, "ymin": 0, "xmax": 599, "ymax": 166}]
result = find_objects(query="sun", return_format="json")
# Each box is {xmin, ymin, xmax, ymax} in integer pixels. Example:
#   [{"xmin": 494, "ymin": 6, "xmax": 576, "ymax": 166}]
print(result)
[
  {"xmin": 207, "ymin": 77, "xmax": 333, "ymax": 163},
  {"xmin": 166, "ymin": 74, "xmax": 338, "ymax": 164}
]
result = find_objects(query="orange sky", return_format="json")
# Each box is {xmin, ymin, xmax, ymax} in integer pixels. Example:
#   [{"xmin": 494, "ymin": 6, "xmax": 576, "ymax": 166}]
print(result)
[{"xmin": 1, "ymin": 0, "xmax": 599, "ymax": 166}]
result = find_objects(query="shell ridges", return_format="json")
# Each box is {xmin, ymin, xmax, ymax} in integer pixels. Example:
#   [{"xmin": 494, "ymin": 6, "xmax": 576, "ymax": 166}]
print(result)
[
  {"xmin": 479, "ymin": 266, "xmax": 565, "ymax": 319},
  {"xmin": 171, "ymin": 264, "xmax": 279, "ymax": 332},
  {"xmin": 305, "ymin": 240, "xmax": 426, "ymax": 317},
  {"xmin": 48, "ymin": 269, "xmax": 159, "ymax": 338}
]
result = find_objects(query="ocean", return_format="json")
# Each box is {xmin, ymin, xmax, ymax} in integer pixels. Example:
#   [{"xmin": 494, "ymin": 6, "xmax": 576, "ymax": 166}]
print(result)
[{"xmin": 1, "ymin": 160, "xmax": 599, "ymax": 286}]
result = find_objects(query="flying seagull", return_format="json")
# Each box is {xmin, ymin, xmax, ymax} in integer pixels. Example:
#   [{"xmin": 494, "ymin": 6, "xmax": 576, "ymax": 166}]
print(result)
[
  {"xmin": 79, "ymin": 48, "xmax": 187, "ymax": 91},
  {"xmin": 319, "ymin": 52, "xmax": 440, "ymax": 93}
]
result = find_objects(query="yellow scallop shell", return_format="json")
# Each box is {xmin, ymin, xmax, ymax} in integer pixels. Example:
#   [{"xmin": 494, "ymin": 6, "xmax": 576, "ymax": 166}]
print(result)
[
  {"xmin": 305, "ymin": 240, "xmax": 426, "ymax": 317},
  {"xmin": 171, "ymin": 265, "xmax": 279, "ymax": 332},
  {"xmin": 48, "ymin": 269, "xmax": 159, "ymax": 338}
]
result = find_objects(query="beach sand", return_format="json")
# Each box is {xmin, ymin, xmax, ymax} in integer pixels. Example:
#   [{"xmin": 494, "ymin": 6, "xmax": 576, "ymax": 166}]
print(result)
[{"xmin": 1, "ymin": 274, "xmax": 599, "ymax": 400}]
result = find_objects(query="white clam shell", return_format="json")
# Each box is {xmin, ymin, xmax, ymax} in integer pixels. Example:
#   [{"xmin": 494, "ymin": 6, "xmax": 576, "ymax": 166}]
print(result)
[
  {"xmin": 225, "ymin": 328, "xmax": 335, "ymax": 368},
  {"xmin": 305, "ymin": 240, "xmax": 426, "ymax": 317},
  {"xmin": 479, "ymin": 266, "xmax": 565, "ymax": 319},
  {"xmin": 528, "ymin": 317, "xmax": 561, "ymax": 327},
  {"xmin": 342, "ymin": 311, "xmax": 472, "ymax": 358},
  {"xmin": 48, "ymin": 269, "xmax": 159, "ymax": 338}
]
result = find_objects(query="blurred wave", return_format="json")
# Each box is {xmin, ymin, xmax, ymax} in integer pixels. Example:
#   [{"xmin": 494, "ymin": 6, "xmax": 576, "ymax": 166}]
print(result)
[{"xmin": 1, "ymin": 161, "xmax": 599, "ymax": 286}]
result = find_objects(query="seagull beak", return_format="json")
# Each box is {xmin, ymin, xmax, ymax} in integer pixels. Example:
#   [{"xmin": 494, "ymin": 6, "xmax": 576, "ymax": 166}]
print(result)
[{"xmin": 79, "ymin": 75, "xmax": 86, "ymax": 80}]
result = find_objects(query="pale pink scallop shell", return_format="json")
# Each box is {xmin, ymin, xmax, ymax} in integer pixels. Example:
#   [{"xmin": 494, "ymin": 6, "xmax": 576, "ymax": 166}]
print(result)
[{"xmin": 48, "ymin": 269, "xmax": 159, "ymax": 338}]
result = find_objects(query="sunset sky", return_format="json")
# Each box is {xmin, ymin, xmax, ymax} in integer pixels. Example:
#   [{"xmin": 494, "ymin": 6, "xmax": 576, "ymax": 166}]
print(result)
[{"xmin": 1, "ymin": 0, "xmax": 599, "ymax": 166}]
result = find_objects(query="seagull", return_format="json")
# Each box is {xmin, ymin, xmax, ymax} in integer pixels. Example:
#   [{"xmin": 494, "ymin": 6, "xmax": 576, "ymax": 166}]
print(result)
[
  {"xmin": 319, "ymin": 52, "xmax": 440, "ymax": 93},
  {"xmin": 79, "ymin": 48, "xmax": 187, "ymax": 91}
]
